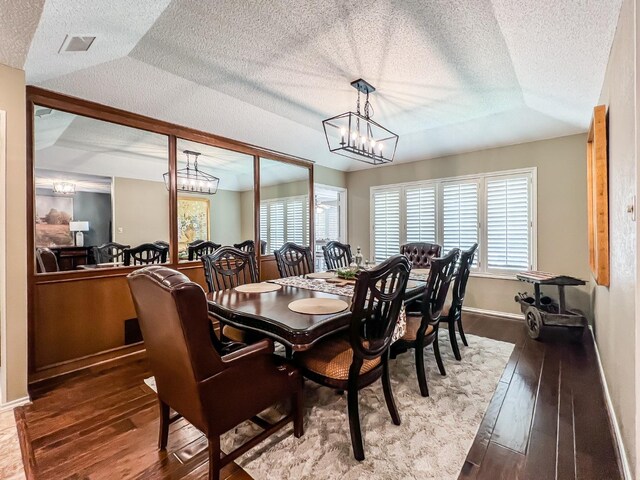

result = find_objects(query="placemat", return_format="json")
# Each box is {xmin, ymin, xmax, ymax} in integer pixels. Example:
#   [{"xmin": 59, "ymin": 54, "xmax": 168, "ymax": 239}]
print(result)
[
  {"xmin": 288, "ymin": 298, "xmax": 349, "ymax": 315},
  {"xmin": 306, "ymin": 271, "xmax": 337, "ymax": 279},
  {"xmin": 235, "ymin": 283, "xmax": 282, "ymax": 293}
]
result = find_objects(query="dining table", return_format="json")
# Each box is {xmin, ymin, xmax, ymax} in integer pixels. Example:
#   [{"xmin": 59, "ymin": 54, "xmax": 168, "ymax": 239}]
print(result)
[{"xmin": 206, "ymin": 271, "xmax": 429, "ymax": 352}]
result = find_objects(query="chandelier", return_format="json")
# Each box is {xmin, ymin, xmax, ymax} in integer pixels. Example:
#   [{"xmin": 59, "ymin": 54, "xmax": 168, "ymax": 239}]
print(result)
[
  {"xmin": 322, "ymin": 79, "xmax": 398, "ymax": 165},
  {"xmin": 164, "ymin": 150, "xmax": 219, "ymax": 195},
  {"xmin": 52, "ymin": 181, "xmax": 76, "ymax": 195}
]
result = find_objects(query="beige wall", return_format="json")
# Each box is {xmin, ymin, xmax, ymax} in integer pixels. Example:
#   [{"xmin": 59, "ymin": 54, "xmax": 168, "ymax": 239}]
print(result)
[
  {"xmin": 113, "ymin": 177, "xmax": 170, "ymax": 247},
  {"xmin": 346, "ymin": 134, "xmax": 590, "ymax": 316},
  {"xmin": 592, "ymin": 0, "xmax": 637, "ymax": 472},
  {"xmin": 316, "ymin": 165, "xmax": 347, "ymax": 188},
  {"xmin": 208, "ymin": 189, "xmax": 244, "ymax": 245},
  {"xmin": 0, "ymin": 64, "xmax": 28, "ymax": 403}
]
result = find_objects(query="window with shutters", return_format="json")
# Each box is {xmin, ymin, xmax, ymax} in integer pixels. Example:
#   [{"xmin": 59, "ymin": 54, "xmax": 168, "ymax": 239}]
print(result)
[
  {"xmin": 370, "ymin": 168, "xmax": 535, "ymax": 277},
  {"xmin": 260, "ymin": 195, "xmax": 309, "ymax": 253}
]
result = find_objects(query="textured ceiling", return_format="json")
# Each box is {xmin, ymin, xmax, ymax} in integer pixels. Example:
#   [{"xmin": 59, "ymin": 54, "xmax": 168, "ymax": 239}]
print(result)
[
  {"xmin": 0, "ymin": 0, "xmax": 45, "ymax": 69},
  {"xmin": 14, "ymin": 0, "xmax": 624, "ymax": 171}
]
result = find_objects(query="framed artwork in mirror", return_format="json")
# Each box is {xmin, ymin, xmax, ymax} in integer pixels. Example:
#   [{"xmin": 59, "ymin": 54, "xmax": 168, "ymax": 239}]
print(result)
[
  {"xmin": 178, "ymin": 196, "xmax": 210, "ymax": 253},
  {"xmin": 35, "ymin": 195, "xmax": 74, "ymax": 247},
  {"xmin": 587, "ymin": 105, "xmax": 609, "ymax": 287}
]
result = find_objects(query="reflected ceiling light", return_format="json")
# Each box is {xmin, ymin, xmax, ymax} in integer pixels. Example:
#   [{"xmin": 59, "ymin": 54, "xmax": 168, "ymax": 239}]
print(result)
[
  {"xmin": 322, "ymin": 79, "xmax": 398, "ymax": 165},
  {"xmin": 315, "ymin": 195, "xmax": 330, "ymax": 214},
  {"xmin": 52, "ymin": 181, "xmax": 76, "ymax": 195},
  {"xmin": 164, "ymin": 150, "xmax": 220, "ymax": 195}
]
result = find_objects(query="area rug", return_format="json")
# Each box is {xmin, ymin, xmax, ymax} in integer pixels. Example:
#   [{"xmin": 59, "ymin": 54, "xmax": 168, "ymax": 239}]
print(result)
[{"xmin": 144, "ymin": 332, "xmax": 513, "ymax": 480}]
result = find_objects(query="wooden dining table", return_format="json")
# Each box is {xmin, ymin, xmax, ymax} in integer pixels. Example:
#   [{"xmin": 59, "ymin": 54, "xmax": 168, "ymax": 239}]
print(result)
[{"xmin": 206, "ymin": 277, "xmax": 427, "ymax": 352}]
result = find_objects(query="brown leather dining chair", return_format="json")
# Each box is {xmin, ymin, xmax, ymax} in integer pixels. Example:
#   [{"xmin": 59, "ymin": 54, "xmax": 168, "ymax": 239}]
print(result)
[
  {"xmin": 274, "ymin": 242, "xmax": 313, "ymax": 277},
  {"xmin": 296, "ymin": 255, "xmax": 410, "ymax": 460},
  {"xmin": 127, "ymin": 266, "xmax": 303, "ymax": 480},
  {"xmin": 441, "ymin": 243, "xmax": 478, "ymax": 360},
  {"xmin": 322, "ymin": 241, "xmax": 352, "ymax": 270},
  {"xmin": 391, "ymin": 248, "xmax": 459, "ymax": 397},
  {"xmin": 401, "ymin": 242, "xmax": 442, "ymax": 268}
]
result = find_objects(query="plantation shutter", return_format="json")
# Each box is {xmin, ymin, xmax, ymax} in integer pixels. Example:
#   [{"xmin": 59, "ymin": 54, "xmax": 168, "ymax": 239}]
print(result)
[
  {"xmin": 260, "ymin": 203, "xmax": 268, "ymax": 251},
  {"xmin": 373, "ymin": 188, "xmax": 401, "ymax": 263},
  {"xmin": 406, "ymin": 185, "xmax": 436, "ymax": 243},
  {"xmin": 269, "ymin": 201, "xmax": 285, "ymax": 251},
  {"xmin": 486, "ymin": 175, "xmax": 530, "ymax": 270},
  {"xmin": 287, "ymin": 197, "xmax": 304, "ymax": 245},
  {"xmin": 442, "ymin": 182, "xmax": 479, "ymax": 262}
]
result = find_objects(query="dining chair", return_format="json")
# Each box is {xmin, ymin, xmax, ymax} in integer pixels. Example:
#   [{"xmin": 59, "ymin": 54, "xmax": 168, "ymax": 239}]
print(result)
[
  {"xmin": 322, "ymin": 241, "xmax": 352, "ymax": 270},
  {"xmin": 441, "ymin": 243, "xmax": 478, "ymax": 360},
  {"xmin": 260, "ymin": 240, "xmax": 267, "ymax": 255},
  {"xmin": 188, "ymin": 240, "xmax": 221, "ymax": 261},
  {"xmin": 233, "ymin": 240, "xmax": 255, "ymax": 253},
  {"xmin": 391, "ymin": 248, "xmax": 459, "ymax": 397},
  {"xmin": 35, "ymin": 247, "xmax": 59, "ymax": 273},
  {"xmin": 274, "ymin": 242, "xmax": 313, "ymax": 277},
  {"xmin": 296, "ymin": 255, "xmax": 410, "ymax": 460},
  {"xmin": 123, "ymin": 243, "xmax": 168, "ymax": 266},
  {"xmin": 202, "ymin": 246, "xmax": 259, "ymax": 343},
  {"xmin": 154, "ymin": 240, "xmax": 170, "ymax": 249},
  {"xmin": 93, "ymin": 242, "xmax": 129, "ymax": 264},
  {"xmin": 127, "ymin": 266, "xmax": 303, "ymax": 480},
  {"xmin": 400, "ymin": 242, "xmax": 442, "ymax": 268}
]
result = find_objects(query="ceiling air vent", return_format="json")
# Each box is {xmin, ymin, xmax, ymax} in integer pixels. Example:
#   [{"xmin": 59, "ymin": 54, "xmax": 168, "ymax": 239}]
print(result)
[{"xmin": 58, "ymin": 35, "xmax": 96, "ymax": 53}]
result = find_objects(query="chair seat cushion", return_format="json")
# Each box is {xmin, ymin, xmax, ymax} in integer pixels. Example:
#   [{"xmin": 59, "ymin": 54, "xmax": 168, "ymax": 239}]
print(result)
[
  {"xmin": 222, "ymin": 325, "xmax": 246, "ymax": 343},
  {"xmin": 297, "ymin": 335, "xmax": 381, "ymax": 380},
  {"xmin": 402, "ymin": 315, "xmax": 434, "ymax": 341}
]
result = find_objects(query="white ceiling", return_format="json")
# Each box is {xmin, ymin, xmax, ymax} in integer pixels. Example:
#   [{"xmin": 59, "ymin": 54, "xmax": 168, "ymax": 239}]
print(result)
[{"xmin": 7, "ymin": 0, "xmax": 623, "ymax": 171}]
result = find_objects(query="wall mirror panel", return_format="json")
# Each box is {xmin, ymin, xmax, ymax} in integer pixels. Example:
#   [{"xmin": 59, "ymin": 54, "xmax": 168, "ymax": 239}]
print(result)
[
  {"xmin": 259, "ymin": 158, "xmax": 312, "ymax": 258},
  {"xmin": 33, "ymin": 106, "xmax": 170, "ymax": 273},
  {"xmin": 175, "ymin": 139, "xmax": 255, "ymax": 261}
]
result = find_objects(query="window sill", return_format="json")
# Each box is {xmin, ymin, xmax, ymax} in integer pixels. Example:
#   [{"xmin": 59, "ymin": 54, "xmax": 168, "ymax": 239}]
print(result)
[{"xmin": 470, "ymin": 271, "xmax": 522, "ymax": 281}]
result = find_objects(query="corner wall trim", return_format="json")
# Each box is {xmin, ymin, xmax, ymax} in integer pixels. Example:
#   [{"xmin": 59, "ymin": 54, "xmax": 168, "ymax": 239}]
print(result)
[
  {"xmin": 462, "ymin": 306, "xmax": 522, "ymax": 321},
  {"xmin": 0, "ymin": 396, "xmax": 30, "ymax": 413},
  {"xmin": 589, "ymin": 326, "xmax": 632, "ymax": 479}
]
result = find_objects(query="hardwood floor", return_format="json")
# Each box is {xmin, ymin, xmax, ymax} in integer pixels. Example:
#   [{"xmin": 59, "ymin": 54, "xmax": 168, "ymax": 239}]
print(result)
[{"xmin": 14, "ymin": 314, "xmax": 623, "ymax": 479}]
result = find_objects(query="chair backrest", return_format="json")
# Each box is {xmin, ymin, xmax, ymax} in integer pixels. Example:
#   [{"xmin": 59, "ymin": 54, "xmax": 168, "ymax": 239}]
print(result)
[
  {"xmin": 124, "ymin": 243, "xmax": 168, "ymax": 266},
  {"xmin": 36, "ymin": 248, "xmax": 59, "ymax": 273},
  {"xmin": 450, "ymin": 243, "xmax": 478, "ymax": 317},
  {"xmin": 188, "ymin": 240, "xmax": 221, "ymax": 261},
  {"xmin": 322, "ymin": 241, "xmax": 352, "ymax": 270},
  {"xmin": 201, "ymin": 246, "xmax": 258, "ymax": 292},
  {"xmin": 154, "ymin": 240, "xmax": 170, "ymax": 248},
  {"xmin": 127, "ymin": 266, "xmax": 223, "ymax": 431},
  {"xmin": 93, "ymin": 242, "xmax": 129, "ymax": 264},
  {"xmin": 349, "ymin": 255, "xmax": 411, "ymax": 362},
  {"xmin": 420, "ymin": 248, "xmax": 460, "ymax": 325},
  {"xmin": 233, "ymin": 240, "xmax": 255, "ymax": 253},
  {"xmin": 274, "ymin": 242, "xmax": 313, "ymax": 277},
  {"xmin": 401, "ymin": 242, "xmax": 442, "ymax": 268},
  {"xmin": 260, "ymin": 240, "xmax": 267, "ymax": 255}
]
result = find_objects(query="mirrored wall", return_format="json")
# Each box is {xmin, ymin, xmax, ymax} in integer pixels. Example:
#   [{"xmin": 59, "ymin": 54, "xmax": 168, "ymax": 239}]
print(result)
[{"xmin": 33, "ymin": 106, "xmax": 170, "ymax": 273}]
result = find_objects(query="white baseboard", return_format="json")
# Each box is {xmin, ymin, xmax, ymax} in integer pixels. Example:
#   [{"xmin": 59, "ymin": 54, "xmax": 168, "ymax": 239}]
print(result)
[
  {"xmin": 0, "ymin": 396, "xmax": 30, "ymax": 413},
  {"xmin": 462, "ymin": 306, "xmax": 522, "ymax": 321},
  {"xmin": 589, "ymin": 326, "xmax": 632, "ymax": 479}
]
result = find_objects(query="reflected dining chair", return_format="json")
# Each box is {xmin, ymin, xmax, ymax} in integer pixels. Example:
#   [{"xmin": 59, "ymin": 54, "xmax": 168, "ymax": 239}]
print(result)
[
  {"xmin": 93, "ymin": 242, "xmax": 129, "ymax": 264},
  {"xmin": 401, "ymin": 242, "xmax": 442, "ymax": 268},
  {"xmin": 123, "ymin": 243, "xmax": 168, "ymax": 266},
  {"xmin": 296, "ymin": 255, "xmax": 410, "ymax": 460},
  {"xmin": 35, "ymin": 247, "xmax": 59, "ymax": 273},
  {"xmin": 274, "ymin": 242, "xmax": 313, "ymax": 277},
  {"xmin": 441, "ymin": 243, "xmax": 478, "ymax": 360},
  {"xmin": 188, "ymin": 240, "xmax": 221, "ymax": 261},
  {"xmin": 391, "ymin": 248, "xmax": 459, "ymax": 397},
  {"xmin": 202, "ymin": 246, "xmax": 259, "ymax": 343},
  {"xmin": 322, "ymin": 241, "xmax": 352, "ymax": 270},
  {"xmin": 233, "ymin": 240, "xmax": 255, "ymax": 253},
  {"xmin": 127, "ymin": 266, "xmax": 303, "ymax": 480}
]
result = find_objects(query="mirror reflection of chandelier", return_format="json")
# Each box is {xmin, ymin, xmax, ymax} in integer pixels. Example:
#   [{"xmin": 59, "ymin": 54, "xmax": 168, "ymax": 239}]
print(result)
[
  {"xmin": 315, "ymin": 195, "xmax": 330, "ymax": 214},
  {"xmin": 322, "ymin": 78, "xmax": 399, "ymax": 165},
  {"xmin": 164, "ymin": 150, "xmax": 220, "ymax": 195},
  {"xmin": 52, "ymin": 181, "xmax": 76, "ymax": 195}
]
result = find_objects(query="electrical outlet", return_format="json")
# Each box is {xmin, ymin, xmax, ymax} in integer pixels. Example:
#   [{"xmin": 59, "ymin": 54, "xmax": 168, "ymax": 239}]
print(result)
[{"xmin": 117, "ymin": 227, "xmax": 124, "ymax": 233}]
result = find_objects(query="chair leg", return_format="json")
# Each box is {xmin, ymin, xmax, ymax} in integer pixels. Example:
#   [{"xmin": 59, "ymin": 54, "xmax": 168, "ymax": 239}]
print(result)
[
  {"xmin": 415, "ymin": 343, "xmax": 429, "ymax": 397},
  {"xmin": 292, "ymin": 387, "xmax": 304, "ymax": 438},
  {"xmin": 433, "ymin": 333, "xmax": 446, "ymax": 376},
  {"xmin": 208, "ymin": 436, "xmax": 221, "ymax": 480},
  {"xmin": 158, "ymin": 400, "xmax": 170, "ymax": 450},
  {"xmin": 347, "ymin": 385, "xmax": 365, "ymax": 461},
  {"xmin": 382, "ymin": 355, "xmax": 401, "ymax": 425},
  {"xmin": 448, "ymin": 319, "xmax": 462, "ymax": 361},
  {"xmin": 458, "ymin": 316, "xmax": 469, "ymax": 347}
]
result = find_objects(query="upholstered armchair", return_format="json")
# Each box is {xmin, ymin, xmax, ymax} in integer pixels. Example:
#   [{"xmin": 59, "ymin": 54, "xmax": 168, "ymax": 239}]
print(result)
[
  {"xmin": 127, "ymin": 266, "xmax": 303, "ymax": 480},
  {"xmin": 400, "ymin": 242, "xmax": 442, "ymax": 268}
]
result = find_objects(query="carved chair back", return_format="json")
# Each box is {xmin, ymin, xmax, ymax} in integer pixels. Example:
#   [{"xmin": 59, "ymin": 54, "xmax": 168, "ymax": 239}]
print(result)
[
  {"xmin": 201, "ymin": 246, "xmax": 258, "ymax": 292},
  {"xmin": 274, "ymin": 242, "xmax": 313, "ymax": 277},
  {"xmin": 322, "ymin": 241, "xmax": 353, "ymax": 270}
]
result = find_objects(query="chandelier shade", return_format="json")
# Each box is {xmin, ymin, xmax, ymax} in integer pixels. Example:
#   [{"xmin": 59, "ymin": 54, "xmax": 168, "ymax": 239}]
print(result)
[
  {"xmin": 52, "ymin": 181, "xmax": 76, "ymax": 195},
  {"xmin": 164, "ymin": 150, "xmax": 219, "ymax": 195},
  {"xmin": 322, "ymin": 79, "xmax": 398, "ymax": 165}
]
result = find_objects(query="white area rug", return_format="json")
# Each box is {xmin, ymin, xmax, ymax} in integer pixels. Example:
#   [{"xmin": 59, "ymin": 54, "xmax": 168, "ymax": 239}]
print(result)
[{"xmin": 144, "ymin": 333, "xmax": 513, "ymax": 480}]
